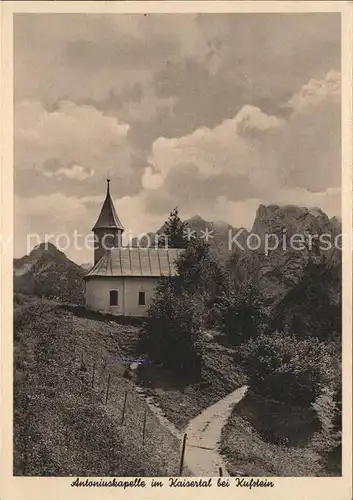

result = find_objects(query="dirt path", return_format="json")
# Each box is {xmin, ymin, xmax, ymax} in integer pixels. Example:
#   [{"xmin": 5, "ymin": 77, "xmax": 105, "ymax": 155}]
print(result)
[{"xmin": 183, "ymin": 385, "xmax": 248, "ymax": 476}]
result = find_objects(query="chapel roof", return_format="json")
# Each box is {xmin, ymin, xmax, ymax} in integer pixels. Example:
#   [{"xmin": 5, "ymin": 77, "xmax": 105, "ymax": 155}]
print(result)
[
  {"xmin": 92, "ymin": 179, "xmax": 124, "ymax": 231},
  {"xmin": 85, "ymin": 247, "xmax": 183, "ymax": 278}
]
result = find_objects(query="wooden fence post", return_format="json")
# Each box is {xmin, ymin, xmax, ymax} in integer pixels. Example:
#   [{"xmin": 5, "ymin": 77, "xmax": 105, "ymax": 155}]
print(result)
[
  {"xmin": 179, "ymin": 433, "xmax": 187, "ymax": 475},
  {"xmin": 105, "ymin": 374, "xmax": 111, "ymax": 405},
  {"xmin": 142, "ymin": 408, "xmax": 147, "ymax": 446},
  {"xmin": 121, "ymin": 389, "xmax": 128, "ymax": 425},
  {"xmin": 91, "ymin": 361, "xmax": 96, "ymax": 388}
]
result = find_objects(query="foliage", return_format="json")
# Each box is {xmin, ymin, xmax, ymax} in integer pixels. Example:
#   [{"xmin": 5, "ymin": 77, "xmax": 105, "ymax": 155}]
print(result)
[
  {"xmin": 237, "ymin": 332, "xmax": 338, "ymax": 407},
  {"xmin": 272, "ymin": 255, "xmax": 341, "ymax": 340},
  {"xmin": 311, "ymin": 386, "xmax": 341, "ymax": 451},
  {"xmin": 217, "ymin": 277, "xmax": 266, "ymax": 343},
  {"xmin": 138, "ymin": 278, "xmax": 202, "ymax": 380},
  {"xmin": 158, "ymin": 207, "xmax": 189, "ymax": 249},
  {"xmin": 227, "ymin": 249, "xmax": 261, "ymax": 287},
  {"xmin": 310, "ymin": 343, "xmax": 341, "ymax": 471},
  {"xmin": 176, "ymin": 237, "xmax": 229, "ymax": 326},
  {"xmin": 138, "ymin": 233, "xmax": 234, "ymax": 378}
]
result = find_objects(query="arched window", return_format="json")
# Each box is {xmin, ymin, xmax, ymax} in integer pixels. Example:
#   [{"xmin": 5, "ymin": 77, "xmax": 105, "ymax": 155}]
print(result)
[
  {"xmin": 138, "ymin": 291, "xmax": 146, "ymax": 306},
  {"xmin": 110, "ymin": 290, "xmax": 118, "ymax": 306}
]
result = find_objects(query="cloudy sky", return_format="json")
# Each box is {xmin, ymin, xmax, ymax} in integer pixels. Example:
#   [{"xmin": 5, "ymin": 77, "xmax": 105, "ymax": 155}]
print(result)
[{"xmin": 14, "ymin": 13, "xmax": 341, "ymax": 263}]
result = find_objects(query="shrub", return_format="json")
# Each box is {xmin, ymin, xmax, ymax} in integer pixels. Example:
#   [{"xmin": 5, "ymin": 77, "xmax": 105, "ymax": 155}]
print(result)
[
  {"xmin": 237, "ymin": 332, "xmax": 338, "ymax": 407},
  {"xmin": 312, "ymin": 386, "xmax": 341, "ymax": 451},
  {"xmin": 310, "ymin": 346, "xmax": 341, "ymax": 470},
  {"xmin": 138, "ymin": 278, "xmax": 202, "ymax": 380}
]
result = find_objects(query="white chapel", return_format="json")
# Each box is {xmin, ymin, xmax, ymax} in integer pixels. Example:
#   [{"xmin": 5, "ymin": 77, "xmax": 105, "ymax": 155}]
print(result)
[{"xmin": 84, "ymin": 180, "xmax": 182, "ymax": 317}]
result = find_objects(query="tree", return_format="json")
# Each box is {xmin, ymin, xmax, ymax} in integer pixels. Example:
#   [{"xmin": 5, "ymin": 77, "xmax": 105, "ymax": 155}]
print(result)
[
  {"xmin": 227, "ymin": 249, "xmax": 260, "ymax": 287},
  {"xmin": 158, "ymin": 207, "xmax": 189, "ymax": 249},
  {"xmin": 272, "ymin": 254, "xmax": 341, "ymax": 340},
  {"xmin": 176, "ymin": 237, "xmax": 229, "ymax": 327},
  {"xmin": 137, "ymin": 277, "xmax": 202, "ymax": 380},
  {"xmin": 218, "ymin": 277, "xmax": 266, "ymax": 343},
  {"xmin": 137, "ymin": 228, "xmax": 229, "ymax": 377}
]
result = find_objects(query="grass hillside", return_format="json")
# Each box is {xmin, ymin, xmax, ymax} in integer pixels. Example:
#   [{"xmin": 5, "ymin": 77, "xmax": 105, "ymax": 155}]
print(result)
[
  {"xmin": 136, "ymin": 339, "xmax": 247, "ymax": 429},
  {"xmin": 14, "ymin": 298, "xmax": 249, "ymax": 475},
  {"xmin": 14, "ymin": 297, "xmax": 340, "ymax": 477},
  {"xmin": 14, "ymin": 299, "xmax": 184, "ymax": 476},
  {"xmin": 220, "ymin": 392, "xmax": 327, "ymax": 477}
]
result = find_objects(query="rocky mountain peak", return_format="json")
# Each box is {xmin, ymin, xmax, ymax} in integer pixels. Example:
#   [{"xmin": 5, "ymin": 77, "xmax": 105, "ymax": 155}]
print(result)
[
  {"xmin": 247, "ymin": 204, "xmax": 341, "ymax": 309},
  {"xmin": 14, "ymin": 241, "xmax": 68, "ymax": 276},
  {"xmin": 252, "ymin": 203, "xmax": 334, "ymax": 239},
  {"xmin": 14, "ymin": 242, "xmax": 85, "ymax": 304}
]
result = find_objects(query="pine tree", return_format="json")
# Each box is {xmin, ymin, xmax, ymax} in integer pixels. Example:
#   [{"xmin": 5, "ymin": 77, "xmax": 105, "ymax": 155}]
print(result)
[
  {"xmin": 218, "ymin": 276, "xmax": 265, "ymax": 343},
  {"xmin": 158, "ymin": 207, "xmax": 188, "ymax": 249},
  {"xmin": 176, "ymin": 236, "xmax": 229, "ymax": 327}
]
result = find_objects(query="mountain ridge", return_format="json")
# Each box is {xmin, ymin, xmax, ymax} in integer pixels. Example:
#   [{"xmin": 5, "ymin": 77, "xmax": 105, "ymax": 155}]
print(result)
[
  {"xmin": 13, "ymin": 204, "xmax": 341, "ymax": 312},
  {"xmin": 14, "ymin": 242, "xmax": 86, "ymax": 305}
]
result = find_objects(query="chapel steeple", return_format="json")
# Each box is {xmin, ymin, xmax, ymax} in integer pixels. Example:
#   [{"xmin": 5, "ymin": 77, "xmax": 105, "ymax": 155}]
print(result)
[
  {"xmin": 92, "ymin": 179, "xmax": 124, "ymax": 231},
  {"xmin": 92, "ymin": 179, "xmax": 124, "ymax": 264}
]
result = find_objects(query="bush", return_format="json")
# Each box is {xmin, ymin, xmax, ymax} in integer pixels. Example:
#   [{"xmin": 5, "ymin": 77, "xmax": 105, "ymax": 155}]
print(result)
[
  {"xmin": 310, "ymin": 348, "xmax": 341, "ymax": 471},
  {"xmin": 138, "ymin": 278, "xmax": 202, "ymax": 380},
  {"xmin": 312, "ymin": 386, "xmax": 341, "ymax": 449},
  {"xmin": 237, "ymin": 332, "xmax": 338, "ymax": 407}
]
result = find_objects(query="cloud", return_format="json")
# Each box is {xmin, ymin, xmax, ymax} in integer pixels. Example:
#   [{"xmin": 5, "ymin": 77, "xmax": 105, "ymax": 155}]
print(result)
[
  {"xmin": 145, "ymin": 71, "xmax": 340, "ymax": 205},
  {"xmin": 115, "ymin": 195, "xmax": 166, "ymax": 239},
  {"xmin": 288, "ymin": 70, "xmax": 340, "ymax": 112},
  {"xmin": 14, "ymin": 14, "xmax": 208, "ymax": 105},
  {"xmin": 16, "ymin": 192, "xmax": 89, "ymax": 219},
  {"xmin": 278, "ymin": 72, "xmax": 341, "ymax": 193},
  {"xmin": 14, "ymin": 99, "xmax": 138, "ymax": 200},
  {"xmin": 14, "ymin": 15, "xmax": 341, "ymax": 191},
  {"xmin": 148, "ymin": 105, "xmax": 286, "ymax": 194},
  {"xmin": 15, "ymin": 70, "xmax": 341, "ymax": 249},
  {"xmin": 141, "ymin": 166, "xmax": 164, "ymax": 190},
  {"xmin": 118, "ymin": 83, "xmax": 178, "ymax": 125},
  {"xmin": 198, "ymin": 186, "xmax": 341, "ymax": 231},
  {"xmin": 122, "ymin": 69, "xmax": 342, "ymax": 232},
  {"xmin": 13, "ymin": 15, "xmax": 341, "ymax": 261},
  {"xmin": 43, "ymin": 163, "xmax": 94, "ymax": 181},
  {"xmin": 15, "ymin": 100, "xmax": 131, "ymax": 173},
  {"xmin": 14, "ymin": 14, "xmax": 340, "ymax": 109},
  {"xmin": 271, "ymin": 186, "xmax": 341, "ymax": 219}
]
